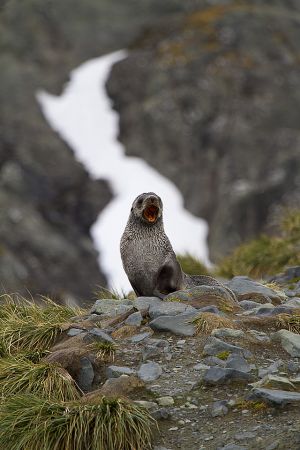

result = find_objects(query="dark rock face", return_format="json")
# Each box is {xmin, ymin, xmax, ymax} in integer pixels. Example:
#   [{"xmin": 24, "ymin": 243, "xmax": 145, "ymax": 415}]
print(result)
[
  {"xmin": 0, "ymin": 0, "xmax": 195, "ymax": 302},
  {"xmin": 107, "ymin": 1, "xmax": 300, "ymax": 260}
]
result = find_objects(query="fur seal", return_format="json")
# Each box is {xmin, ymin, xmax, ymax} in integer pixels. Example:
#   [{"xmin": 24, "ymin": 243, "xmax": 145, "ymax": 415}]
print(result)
[{"xmin": 120, "ymin": 192, "xmax": 227, "ymax": 299}]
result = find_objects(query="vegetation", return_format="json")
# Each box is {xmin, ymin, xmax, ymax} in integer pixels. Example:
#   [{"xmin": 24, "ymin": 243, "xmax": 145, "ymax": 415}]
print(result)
[
  {"xmin": 0, "ymin": 357, "xmax": 80, "ymax": 401},
  {"xmin": 0, "ymin": 294, "xmax": 82, "ymax": 354},
  {"xmin": 89, "ymin": 341, "xmax": 117, "ymax": 361},
  {"xmin": 95, "ymin": 286, "xmax": 135, "ymax": 301},
  {"xmin": 216, "ymin": 208, "xmax": 300, "ymax": 278},
  {"xmin": 192, "ymin": 312, "xmax": 235, "ymax": 334},
  {"xmin": 216, "ymin": 351, "xmax": 230, "ymax": 360},
  {"xmin": 277, "ymin": 314, "xmax": 300, "ymax": 334},
  {"xmin": 177, "ymin": 253, "xmax": 210, "ymax": 276},
  {"xmin": 0, "ymin": 394, "xmax": 155, "ymax": 450}
]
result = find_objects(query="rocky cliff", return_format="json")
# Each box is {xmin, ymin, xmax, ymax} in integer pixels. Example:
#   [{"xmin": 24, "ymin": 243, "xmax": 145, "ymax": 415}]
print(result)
[{"xmin": 107, "ymin": 1, "xmax": 300, "ymax": 261}]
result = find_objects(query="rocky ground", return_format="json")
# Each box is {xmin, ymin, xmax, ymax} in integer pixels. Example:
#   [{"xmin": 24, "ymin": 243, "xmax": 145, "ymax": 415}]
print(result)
[{"xmin": 46, "ymin": 266, "xmax": 300, "ymax": 450}]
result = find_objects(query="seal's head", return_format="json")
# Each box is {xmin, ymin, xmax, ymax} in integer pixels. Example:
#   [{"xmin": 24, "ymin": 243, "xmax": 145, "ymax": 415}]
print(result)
[{"xmin": 131, "ymin": 192, "xmax": 163, "ymax": 224}]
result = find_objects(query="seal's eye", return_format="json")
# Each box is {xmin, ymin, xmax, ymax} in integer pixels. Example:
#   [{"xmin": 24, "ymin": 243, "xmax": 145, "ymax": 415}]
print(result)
[{"xmin": 137, "ymin": 198, "xmax": 143, "ymax": 207}]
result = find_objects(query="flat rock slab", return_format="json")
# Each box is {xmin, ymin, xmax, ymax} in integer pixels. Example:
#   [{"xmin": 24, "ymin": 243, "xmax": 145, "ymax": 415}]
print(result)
[
  {"xmin": 135, "ymin": 297, "xmax": 162, "ymax": 311},
  {"xmin": 106, "ymin": 365, "xmax": 136, "ymax": 378},
  {"xmin": 125, "ymin": 311, "xmax": 143, "ymax": 326},
  {"xmin": 251, "ymin": 388, "xmax": 300, "ymax": 405},
  {"xmin": 84, "ymin": 328, "xmax": 114, "ymax": 343},
  {"xmin": 203, "ymin": 337, "xmax": 251, "ymax": 358},
  {"xmin": 149, "ymin": 312, "xmax": 198, "ymax": 336},
  {"xmin": 203, "ymin": 367, "xmax": 253, "ymax": 385},
  {"xmin": 165, "ymin": 285, "xmax": 238, "ymax": 310},
  {"xmin": 226, "ymin": 276, "xmax": 285, "ymax": 304},
  {"xmin": 272, "ymin": 329, "xmax": 300, "ymax": 357},
  {"xmin": 149, "ymin": 301, "xmax": 197, "ymax": 319},
  {"xmin": 90, "ymin": 299, "xmax": 134, "ymax": 316},
  {"xmin": 225, "ymin": 354, "xmax": 251, "ymax": 373},
  {"xmin": 212, "ymin": 328, "xmax": 245, "ymax": 339}
]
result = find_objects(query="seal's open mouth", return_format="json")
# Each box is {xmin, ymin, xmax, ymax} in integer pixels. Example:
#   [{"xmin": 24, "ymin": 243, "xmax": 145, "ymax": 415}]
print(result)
[{"xmin": 143, "ymin": 205, "xmax": 159, "ymax": 223}]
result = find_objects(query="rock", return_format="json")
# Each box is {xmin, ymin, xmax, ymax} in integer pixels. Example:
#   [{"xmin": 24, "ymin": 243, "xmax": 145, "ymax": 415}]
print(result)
[
  {"xmin": 212, "ymin": 328, "xmax": 245, "ymax": 339},
  {"xmin": 149, "ymin": 301, "xmax": 196, "ymax": 319},
  {"xmin": 152, "ymin": 408, "xmax": 171, "ymax": 420},
  {"xmin": 241, "ymin": 303, "xmax": 274, "ymax": 316},
  {"xmin": 285, "ymin": 298, "xmax": 300, "ymax": 308},
  {"xmin": 250, "ymin": 388, "xmax": 300, "ymax": 405},
  {"xmin": 194, "ymin": 363, "xmax": 210, "ymax": 371},
  {"xmin": 271, "ymin": 266, "xmax": 300, "ymax": 284},
  {"xmin": 203, "ymin": 367, "xmax": 253, "ymax": 385},
  {"xmin": 287, "ymin": 361, "xmax": 300, "ymax": 374},
  {"xmin": 210, "ymin": 400, "xmax": 229, "ymax": 417},
  {"xmin": 142, "ymin": 339, "xmax": 170, "ymax": 360},
  {"xmin": 227, "ymin": 277, "xmax": 285, "ymax": 304},
  {"xmin": 197, "ymin": 305, "xmax": 220, "ymax": 314},
  {"xmin": 272, "ymin": 330, "xmax": 300, "ymax": 357},
  {"xmin": 111, "ymin": 325, "xmax": 139, "ymax": 339},
  {"xmin": 258, "ymin": 360, "xmax": 283, "ymax": 378},
  {"xmin": 135, "ymin": 297, "xmax": 162, "ymax": 311},
  {"xmin": 90, "ymin": 299, "xmax": 133, "ymax": 316},
  {"xmin": 134, "ymin": 400, "xmax": 157, "ymax": 410},
  {"xmin": 235, "ymin": 431, "xmax": 257, "ymax": 441},
  {"xmin": 203, "ymin": 356, "xmax": 226, "ymax": 367},
  {"xmin": 149, "ymin": 312, "xmax": 197, "ymax": 336},
  {"xmin": 251, "ymin": 374, "xmax": 296, "ymax": 391},
  {"xmin": 67, "ymin": 328, "xmax": 84, "ymax": 337},
  {"xmin": 84, "ymin": 328, "xmax": 114, "ymax": 343},
  {"xmin": 130, "ymin": 331, "xmax": 153, "ymax": 343},
  {"xmin": 239, "ymin": 300, "xmax": 262, "ymax": 310},
  {"xmin": 225, "ymin": 355, "xmax": 251, "ymax": 373},
  {"xmin": 76, "ymin": 357, "xmax": 94, "ymax": 392},
  {"xmin": 106, "ymin": 365, "xmax": 136, "ymax": 378},
  {"xmin": 266, "ymin": 442, "xmax": 280, "ymax": 450},
  {"xmin": 157, "ymin": 396, "xmax": 174, "ymax": 406},
  {"xmin": 125, "ymin": 311, "xmax": 143, "ymax": 327},
  {"xmin": 137, "ymin": 361, "xmax": 163, "ymax": 382},
  {"xmin": 218, "ymin": 445, "xmax": 247, "ymax": 450},
  {"xmin": 248, "ymin": 330, "xmax": 270, "ymax": 342},
  {"xmin": 86, "ymin": 375, "xmax": 144, "ymax": 400},
  {"xmin": 203, "ymin": 337, "xmax": 251, "ymax": 358}
]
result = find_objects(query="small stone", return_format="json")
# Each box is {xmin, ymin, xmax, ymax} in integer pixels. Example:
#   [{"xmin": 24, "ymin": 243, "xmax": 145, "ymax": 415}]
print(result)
[
  {"xmin": 272, "ymin": 330, "xmax": 300, "ymax": 357},
  {"xmin": 134, "ymin": 400, "xmax": 157, "ymax": 409},
  {"xmin": 235, "ymin": 431, "xmax": 257, "ymax": 441},
  {"xmin": 157, "ymin": 396, "xmax": 174, "ymax": 406},
  {"xmin": 266, "ymin": 442, "xmax": 280, "ymax": 450},
  {"xmin": 198, "ymin": 305, "xmax": 220, "ymax": 314},
  {"xmin": 203, "ymin": 337, "xmax": 251, "ymax": 358},
  {"xmin": 210, "ymin": 400, "xmax": 228, "ymax": 417},
  {"xmin": 203, "ymin": 356, "xmax": 226, "ymax": 367},
  {"xmin": 248, "ymin": 329, "xmax": 270, "ymax": 342},
  {"xmin": 106, "ymin": 365, "xmax": 136, "ymax": 378},
  {"xmin": 212, "ymin": 328, "xmax": 245, "ymax": 338},
  {"xmin": 152, "ymin": 408, "xmax": 170, "ymax": 420},
  {"xmin": 130, "ymin": 331, "xmax": 152, "ymax": 343},
  {"xmin": 137, "ymin": 361, "xmax": 163, "ymax": 382},
  {"xmin": 218, "ymin": 445, "xmax": 247, "ymax": 450},
  {"xmin": 258, "ymin": 360, "xmax": 283, "ymax": 378},
  {"xmin": 194, "ymin": 363, "xmax": 210, "ymax": 371},
  {"xmin": 125, "ymin": 311, "xmax": 143, "ymax": 327},
  {"xmin": 239, "ymin": 300, "xmax": 262, "ymax": 310},
  {"xmin": 169, "ymin": 427, "xmax": 178, "ymax": 431}
]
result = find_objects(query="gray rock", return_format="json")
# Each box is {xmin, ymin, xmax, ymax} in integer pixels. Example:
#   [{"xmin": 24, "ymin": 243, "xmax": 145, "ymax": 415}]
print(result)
[
  {"xmin": 239, "ymin": 300, "xmax": 262, "ymax": 310},
  {"xmin": 227, "ymin": 277, "xmax": 285, "ymax": 303},
  {"xmin": 149, "ymin": 301, "xmax": 196, "ymax": 319},
  {"xmin": 285, "ymin": 297, "xmax": 300, "ymax": 308},
  {"xmin": 218, "ymin": 445, "xmax": 247, "ymax": 450},
  {"xmin": 76, "ymin": 357, "xmax": 94, "ymax": 392},
  {"xmin": 235, "ymin": 431, "xmax": 257, "ymax": 441},
  {"xmin": 251, "ymin": 374, "xmax": 296, "ymax": 391},
  {"xmin": 137, "ymin": 361, "xmax": 163, "ymax": 382},
  {"xmin": 203, "ymin": 337, "xmax": 251, "ymax": 358},
  {"xmin": 85, "ymin": 328, "xmax": 114, "ymax": 343},
  {"xmin": 266, "ymin": 442, "xmax": 280, "ymax": 450},
  {"xmin": 203, "ymin": 356, "xmax": 226, "ymax": 367},
  {"xmin": 248, "ymin": 330, "xmax": 270, "ymax": 342},
  {"xmin": 250, "ymin": 388, "xmax": 300, "ymax": 405},
  {"xmin": 198, "ymin": 305, "xmax": 220, "ymax": 314},
  {"xmin": 225, "ymin": 355, "xmax": 251, "ymax": 373},
  {"xmin": 151, "ymin": 408, "xmax": 171, "ymax": 420},
  {"xmin": 130, "ymin": 332, "xmax": 152, "ymax": 343},
  {"xmin": 149, "ymin": 312, "xmax": 197, "ymax": 336},
  {"xmin": 194, "ymin": 363, "xmax": 210, "ymax": 371},
  {"xmin": 142, "ymin": 339, "xmax": 170, "ymax": 360},
  {"xmin": 272, "ymin": 330, "xmax": 300, "ymax": 357},
  {"xmin": 212, "ymin": 328, "xmax": 245, "ymax": 339},
  {"xmin": 106, "ymin": 365, "xmax": 136, "ymax": 378},
  {"xmin": 135, "ymin": 297, "xmax": 162, "ymax": 311},
  {"xmin": 287, "ymin": 360, "xmax": 300, "ymax": 374},
  {"xmin": 258, "ymin": 360, "xmax": 283, "ymax": 378},
  {"xmin": 90, "ymin": 299, "xmax": 133, "ymax": 316},
  {"xmin": 67, "ymin": 328, "xmax": 84, "ymax": 337},
  {"xmin": 203, "ymin": 367, "xmax": 253, "ymax": 385},
  {"xmin": 125, "ymin": 311, "xmax": 143, "ymax": 327},
  {"xmin": 211, "ymin": 400, "xmax": 228, "ymax": 417}
]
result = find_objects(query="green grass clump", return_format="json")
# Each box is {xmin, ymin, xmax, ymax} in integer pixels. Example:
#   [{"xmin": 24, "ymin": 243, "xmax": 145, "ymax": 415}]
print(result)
[
  {"xmin": 0, "ymin": 394, "xmax": 155, "ymax": 450},
  {"xmin": 0, "ymin": 294, "xmax": 83, "ymax": 354},
  {"xmin": 0, "ymin": 357, "xmax": 81, "ymax": 401},
  {"xmin": 216, "ymin": 209, "xmax": 300, "ymax": 279},
  {"xmin": 89, "ymin": 341, "xmax": 117, "ymax": 361},
  {"xmin": 95, "ymin": 286, "xmax": 135, "ymax": 301},
  {"xmin": 177, "ymin": 253, "xmax": 210, "ymax": 276},
  {"xmin": 216, "ymin": 351, "xmax": 230, "ymax": 360}
]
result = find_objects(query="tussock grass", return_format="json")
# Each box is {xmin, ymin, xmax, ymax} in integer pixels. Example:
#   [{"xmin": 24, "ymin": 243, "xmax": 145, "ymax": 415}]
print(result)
[
  {"xmin": 262, "ymin": 281, "xmax": 287, "ymax": 298},
  {"xmin": 216, "ymin": 208, "xmax": 300, "ymax": 279},
  {"xmin": 95, "ymin": 286, "xmax": 134, "ymax": 301},
  {"xmin": 0, "ymin": 295, "xmax": 83, "ymax": 353},
  {"xmin": 177, "ymin": 253, "xmax": 210, "ymax": 276},
  {"xmin": 192, "ymin": 312, "xmax": 235, "ymax": 334},
  {"xmin": 0, "ymin": 394, "xmax": 155, "ymax": 450},
  {"xmin": 276, "ymin": 314, "xmax": 300, "ymax": 334},
  {"xmin": 0, "ymin": 357, "xmax": 81, "ymax": 401},
  {"xmin": 89, "ymin": 341, "xmax": 117, "ymax": 361}
]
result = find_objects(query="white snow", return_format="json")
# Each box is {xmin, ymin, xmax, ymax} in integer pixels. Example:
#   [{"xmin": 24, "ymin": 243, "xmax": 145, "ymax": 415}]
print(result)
[{"xmin": 37, "ymin": 50, "xmax": 210, "ymax": 292}]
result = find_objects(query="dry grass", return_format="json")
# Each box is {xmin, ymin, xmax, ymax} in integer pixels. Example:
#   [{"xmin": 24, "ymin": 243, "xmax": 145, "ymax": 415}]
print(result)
[
  {"xmin": 0, "ymin": 356, "xmax": 81, "ymax": 401},
  {"xmin": 276, "ymin": 314, "xmax": 300, "ymax": 334},
  {"xmin": 0, "ymin": 294, "xmax": 83, "ymax": 353},
  {"xmin": 89, "ymin": 341, "xmax": 117, "ymax": 362},
  {"xmin": 0, "ymin": 394, "xmax": 155, "ymax": 450},
  {"xmin": 192, "ymin": 312, "xmax": 235, "ymax": 334}
]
